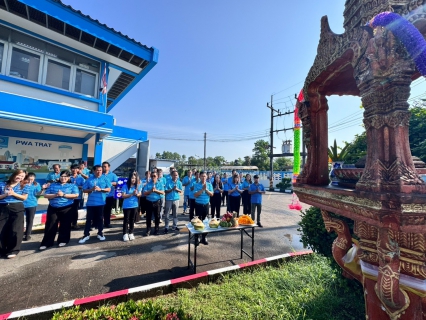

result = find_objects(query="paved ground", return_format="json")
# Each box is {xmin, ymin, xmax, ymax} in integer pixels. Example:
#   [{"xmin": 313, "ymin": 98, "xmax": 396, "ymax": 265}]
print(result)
[{"xmin": 0, "ymin": 192, "xmax": 309, "ymax": 314}]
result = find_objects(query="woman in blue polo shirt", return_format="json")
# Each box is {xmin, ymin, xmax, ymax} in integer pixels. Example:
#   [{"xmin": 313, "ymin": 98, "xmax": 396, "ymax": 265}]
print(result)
[
  {"xmin": 241, "ymin": 174, "xmax": 252, "ymax": 215},
  {"xmin": 194, "ymin": 171, "xmax": 213, "ymax": 245},
  {"xmin": 144, "ymin": 171, "xmax": 164, "ymax": 236},
  {"xmin": 229, "ymin": 174, "xmax": 243, "ymax": 216},
  {"xmin": 121, "ymin": 172, "xmax": 142, "ymax": 242},
  {"xmin": 23, "ymin": 172, "xmax": 43, "ymax": 241},
  {"xmin": 211, "ymin": 174, "xmax": 223, "ymax": 219},
  {"xmin": 0, "ymin": 169, "xmax": 30, "ymax": 259},
  {"xmin": 39, "ymin": 170, "xmax": 79, "ymax": 250}
]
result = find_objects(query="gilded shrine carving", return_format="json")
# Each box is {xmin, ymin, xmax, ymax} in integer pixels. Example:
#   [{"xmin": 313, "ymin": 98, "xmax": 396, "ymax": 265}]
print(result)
[{"xmin": 294, "ymin": 0, "xmax": 426, "ymax": 318}]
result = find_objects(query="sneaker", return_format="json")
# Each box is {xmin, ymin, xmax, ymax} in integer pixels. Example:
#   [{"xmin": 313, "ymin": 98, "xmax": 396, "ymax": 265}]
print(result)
[
  {"xmin": 123, "ymin": 234, "xmax": 129, "ymax": 242},
  {"xmin": 39, "ymin": 246, "xmax": 47, "ymax": 250},
  {"xmin": 7, "ymin": 254, "xmax": 17, "ymax": 259},
  {"xmin": 164, "ymin": 228, "xmax": 168, "ymax": 234},
  {"xmin": 58, "ymin": 243, "xmax": 66, "ymax": 247},
  {"xmin": 173, "ymin": 226, "xmax": 180, "ymax": 231},
  {"xmin": 79, "ymin": 235, "xmax": 90, "ymax": 244},
  {"xmin": 159, "ymin": 219, "xmax": 163, "ymax": 224},
  {"xmin": 23, "ymin": 235, "xmax": 31, "ymax": 241},
  {"xmin": 257, "ymin": 222, "xmax": 263, "ymax": 228},
  {"xmin": 97, "ymin": 234, "xmax": 106, "ymax": 241},
  {"xmin": 128, "ymin": 233, "xmax": 135, "ymax": 241}
]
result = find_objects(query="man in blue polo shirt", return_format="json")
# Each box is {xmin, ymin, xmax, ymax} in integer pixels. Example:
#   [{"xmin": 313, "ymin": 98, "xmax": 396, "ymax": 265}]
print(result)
[
  {"xmin": 144, "ymin": 171, "xmax": 165, "ymax": 236},
  {"xmin": 181, "ymin": 170, "xmax": 193, "ymax": 215},
  {"xmin": 194, "ymin": 171, "xmax": 213, "ymax": 245},
  {"xmin": 79, "ymin": 165, "xmax": 111, "ymax": 243},
  {"xmin": 46, "ymin": 164, "xmax": 61, "ymax": 183},
  {"xmin": 164, "ymin": 170, "xmax": 182, "ymax": 233},
  {"xmin": 249, "ymin": 174, "xmax": 265, "ymax": 227},
  {"xmin": 70, "ymin": 164, "xmax": 85, "ymax": 229},
  {"xmin": 102, "ymin": 161, "xmax": 118, "ymax": 228}
]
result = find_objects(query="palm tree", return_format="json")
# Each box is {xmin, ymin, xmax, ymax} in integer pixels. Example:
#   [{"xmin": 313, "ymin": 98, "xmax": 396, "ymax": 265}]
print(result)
[{"xmin": 328, "ymin": 139, "xmax": 351, "ymax": 162}]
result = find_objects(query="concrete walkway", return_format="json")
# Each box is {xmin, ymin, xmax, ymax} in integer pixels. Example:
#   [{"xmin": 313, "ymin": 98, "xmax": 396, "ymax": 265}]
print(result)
[{"xmin": 0, "ymin": 192, "xmax": 309, "ymax": 314}]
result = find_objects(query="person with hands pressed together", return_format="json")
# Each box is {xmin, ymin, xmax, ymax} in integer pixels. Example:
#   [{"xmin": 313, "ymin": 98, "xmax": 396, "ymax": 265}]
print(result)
[
  {"xmin": 0, "ymin": 170, "xmax": 30, "ymax": 258},
  {"xmin": 121, "ymin": 172, "xmax": 142, "ymax": 241},
  {"xmin": 39, "ymin": 170, "xmax": 79, "ymax": 250},
  {"xmin": 23, "ymin": 172, "xmax": 43, "ymax": 241},
  {"xmin": 101, "ymin": 162, "xmax": 118, "ymax": 228},
  {"xmin": 144, "ymin": 171, "xmax": 164, "ymax": 236},
  {"xmin": 211, "ymin": 174, "xmax": 223, "ymax": 219},
  {"xmin": 188, "ymin": 171, "xmax": 200, "ymax": 221},
  {"xmin": 249, "ymin": 174, "xmax": 266, "ymax": 227},
  {"xmin": 181, "ymin": 170, "xmax": 193, "ymax": 215},
  {"xmin": 194, "ymin": 171, "xmax": 213, "ymax": 245},
  {"xmin": 79, "ymin": 165, "xmax": 111, "ymax": 244},
  {"xmin": 164, "ymin": 170, "xmax": 183, "ymax": 234},
  {"xmin": 229, "ymin": 174, "xmax": 243, "ymax": 216},
  {"xmin": 70, "ymin": 164, "xmax": 85, "ymax": 230}
]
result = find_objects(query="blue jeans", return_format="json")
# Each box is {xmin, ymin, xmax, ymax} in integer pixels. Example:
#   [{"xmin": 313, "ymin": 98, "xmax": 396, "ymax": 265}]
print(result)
[
  {"xmin": 183, "ymin": 195, "xmax": 190, "ymax": 212},
  {"xmin": 84, "ymin": 205, "xmax": 104, "ymax": 236}
]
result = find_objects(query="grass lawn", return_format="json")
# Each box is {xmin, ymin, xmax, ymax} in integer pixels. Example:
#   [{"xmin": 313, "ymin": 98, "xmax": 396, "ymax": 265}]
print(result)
[{"xmin": 53, "ymin": 254, "xmax": 365, "ymax": 320}]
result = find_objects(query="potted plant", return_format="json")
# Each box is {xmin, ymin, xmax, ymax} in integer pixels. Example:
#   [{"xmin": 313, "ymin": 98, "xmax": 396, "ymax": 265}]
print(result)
[
  {"xmin": 328, "ymin": 139, "xmax": 351, "ymax": 185},
  {"xmin": 276, "ymin": 177, "xmax": 293, "ymax": 193}
]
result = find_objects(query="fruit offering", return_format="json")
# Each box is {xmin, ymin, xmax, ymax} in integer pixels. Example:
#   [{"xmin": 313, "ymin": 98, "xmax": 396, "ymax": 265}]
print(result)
[
  {"xmin": 239, "ymin": 215, "xmax": 255, "ymax": 225},
  {"xmin": 220, "ymin": 212, "xmax": 239, "ymax": 227},
  {"xmin": 193, "ymin": 221, "xmax": 205, "ymax": 230},
  {"xmin": 209, "ymin": 218, "xmax": 219, "ymax": 228},
  {"xmin": 191, "ymin": 216, "xmax": 202, "ymax": 226},
  {"xmin": 219, "ymin": 220, "xmax": 232, "ymax": 227}
]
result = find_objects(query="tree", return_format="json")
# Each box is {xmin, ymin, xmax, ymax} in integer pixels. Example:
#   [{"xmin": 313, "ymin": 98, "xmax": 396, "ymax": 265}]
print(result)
[
  {"xmin": 234, "ymin": 158, "xmax": 243, "ymax": 166},
  {"xmin": 274, "ymin": 157, "xmax": 293, "ymax": 170},
  {"xmin": 243, "ymin": 156, "xmax": 251, "ymax": 166},
  {"xmin": 344, "ymin": 132, "xmax": 367, "ymax": 164},
  {"xmin": 328, "ymin": 139, "xmax": 351, "ymax": 162},
  {"xmin": 251, "ymin": 139, "xmax": 270, "ymax": 171},
  {"xmin": 409, "ymin": 104, "xmax": 426, "ymax": 161},
  {"xmin": 155, "ymin": 152, "xmax": 161, "ymax": 159},
  {"xmin": 213, "ymin": 156, "xmax": 226, "ymax": 167}
]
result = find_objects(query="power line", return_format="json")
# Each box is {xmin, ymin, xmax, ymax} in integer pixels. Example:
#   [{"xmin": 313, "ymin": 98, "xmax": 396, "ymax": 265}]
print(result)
[{"xmin": 272, "ymin": 81, "xmax": 304, "ymax": 96}]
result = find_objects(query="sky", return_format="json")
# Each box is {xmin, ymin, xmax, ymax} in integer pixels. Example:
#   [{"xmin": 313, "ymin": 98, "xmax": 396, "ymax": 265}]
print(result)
[{"xmin": 64, "ymin": 0, "xmax": 426, "ymax": 162}]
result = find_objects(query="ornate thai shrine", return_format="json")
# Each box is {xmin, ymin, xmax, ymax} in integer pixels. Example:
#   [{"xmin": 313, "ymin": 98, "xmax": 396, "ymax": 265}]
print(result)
[{"xmin": 293, "ymin": 1, "xmax": 426, "ymax": 319}]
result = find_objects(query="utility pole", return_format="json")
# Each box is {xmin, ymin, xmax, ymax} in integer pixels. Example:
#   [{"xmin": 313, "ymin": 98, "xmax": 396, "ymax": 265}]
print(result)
[
  {"xmin": 267, "ymin": 96, "xmax": 295, "ymax": 191},
  {"xmin": 204, "ymin": 132, "xmax": 206, "ymax": 171}
]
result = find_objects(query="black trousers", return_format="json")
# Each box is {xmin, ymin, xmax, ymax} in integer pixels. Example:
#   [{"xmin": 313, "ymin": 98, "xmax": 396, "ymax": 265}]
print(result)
[
  {"xmin": 0, "ymin": 202, "xmax": 25, "ymax": 256},
  {"xmin": 195, "ymin": 202, "xmax": 209, "ymax": 221},
  {"xmin": 189, "ymin": 198, "xmax": 196, "ymax": 221},
  {"xmin": 139, "ymin": 196, "xmax": 148, "ymax": 214},
  {"xmin": 242, "ymin": 190, "xmax": 251, "ymax": 215},
  {"xmin": 222, "ymin": 191, "xmax": 228, "ymax": 206},
  {"xmin": 211, "ymin": 193, "xmax": 221, "ymax": 219},
  {"xmin": 84, "ymin": 205, "xmax": 104, "ymax": 236},
  {"xmin": 146, "ymin": 200, "xmax": 161, "ymax": 232},
  {"xmin": 41, "ymin": 204, "xmax": 73, "ymax": 247},
  {"xmin": 229, "ymin": 195, "xmax": 241, "ymax": 217},
  {"xmin": 123, "ymin": 207, "xmax": 138, "ymax": 234},
  {"xmin": 71, "ymin": 199, "xmax": 80, "ymax": 226},
  {"xmin": 103, "ymin": 196, "xmax": 115, "ymax": 226},
  {"xmin": 24, "ymin": 206, "xmax": 37, "ymax": 237}
]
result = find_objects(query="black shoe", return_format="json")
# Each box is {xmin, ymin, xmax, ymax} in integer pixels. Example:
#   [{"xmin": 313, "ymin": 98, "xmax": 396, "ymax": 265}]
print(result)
[
  {"xmin": 173, "ymin": 227, "xmax": 180, "ymax": 231},
  {"xmin": 164, "ymin": 228, "xmax": 168, "ymax": 234},
  {"xmin": 202, "ymin": 238, "xmax": 209, "ymax": 245},
  {"xmin": 72, "ymin": 225, "xmax": 80, "ymax": 230},
  {"xmin": 23, "ymin": 235, "xmax": 31, "ymax": 241},
  {"xmin": 257, "ymin": 222, "xmax": 263, "ymax": 228},
  {"xmin": 104, "ymin": 224, "xmax": 112, "ymax": 228},
  {"xmin": 146, "ymin": 230, "xmax": 151, "ymax": 236},
  {"xmin": 154, "ymin": 230, "xmax": 159, "ymax": 235}
]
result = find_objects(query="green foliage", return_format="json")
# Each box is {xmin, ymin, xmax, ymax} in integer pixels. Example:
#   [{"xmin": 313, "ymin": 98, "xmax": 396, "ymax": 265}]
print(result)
[
  {"xmin": 409, "ymin": 104, "xmax": 426, "ymax": 162},
  {"xmin": 343, "ymin": 132, "xmax": 367, "ymax": 164},
  {"xmin": 274, "ymin": 157, "xmax": 293, "ymax": 170},
  {"xmin": 327, "ymin": 139, "xmax": 351, "ymax": 162},
  {"xmin": 53, "ymin": 255, "xmax": 364, "ymax": 320},
  {"xmin": 251, "ymin": 139, "xmax": 270, "ymax": 170},
  {"xmin": 298, "ymin": 207, "xmax": 356, "ymax": 259},
  {"xmin": 276, "ymin": 178, "xmax": 292, "ymax": 191}
]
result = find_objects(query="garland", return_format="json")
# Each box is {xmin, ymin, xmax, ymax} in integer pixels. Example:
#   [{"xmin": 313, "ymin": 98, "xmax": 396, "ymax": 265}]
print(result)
[
  {"xmin": 292, "ymin": 90, "xmax": 304, "ymax": 183},
  {"xmin": 367, "ymin": 12, "xmax": 426, "ymax": 76}
]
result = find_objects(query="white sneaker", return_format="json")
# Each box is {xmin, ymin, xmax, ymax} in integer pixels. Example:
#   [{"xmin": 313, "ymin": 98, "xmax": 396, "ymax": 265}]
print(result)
[
  {"xmin": 123, "ymin": 234, "xmax": 129, "ymax": 242},
  {"xmin": 58, "ymin": 243, "xmax": 66, "ymax": 247},
  {"xmin": 128, "ymin": 233, "xmax": 135, "ymax": 241},
  {"xmin": 7, "ymin": 254, "xmax": 16, "ymax": 259},
  {"xmin": 39, "ymin": 246, "xmax": 47, "ymax": 250},
  {"xmin": 97, "ymin": 234, "xmax": 106, "ymax": 241},
  {"xmin": 79, "ymin": 235, "xmax": 90, "ymax": 244}
]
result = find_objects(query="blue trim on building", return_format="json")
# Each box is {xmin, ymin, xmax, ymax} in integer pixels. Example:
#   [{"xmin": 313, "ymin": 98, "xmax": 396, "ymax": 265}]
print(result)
[
  {"xmin": 20, "ymin": 0, "xmax": 156, "ymax": 61},
  {"xmin": 0, "ymin": 74, "xmax": 101, "ymax": 104},
  {"xmin": 110, "ymin": 126, "xmax": 147, "ymax": 142},
  {"xmin": 83, "ymin": 134, "xmax": 95, "ymax": 143},
  {"xmin": 108, "ymin": 64, "xmax": 138, "ymax": 78},
  {"xmin": 107, "ymin": 49, "xmax": 159, "ymax": 112},
  {"xmin": 0, "ymin": 92, "xmax": 114, "ymax": 134},
  {"xmin": 0, "ymin": 128, "xmax": 85, "ymax": 144},
  {"xmin": 82, "ymin": 144, "xmax": 88, "ymax": 160}
]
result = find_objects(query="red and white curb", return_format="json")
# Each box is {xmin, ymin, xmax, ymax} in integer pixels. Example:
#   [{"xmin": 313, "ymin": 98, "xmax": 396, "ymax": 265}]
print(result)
[{"xmin": 0, "ymin": 250, "xmax": 313, "ymax": 320}]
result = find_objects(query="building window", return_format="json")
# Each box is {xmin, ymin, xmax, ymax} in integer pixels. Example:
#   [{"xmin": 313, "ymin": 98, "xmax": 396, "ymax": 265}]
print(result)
[
  {"xmin": 0, "ymin": 43, "xmax": 4, "ymax": 73},
  {"xmin": 75, "ymin": 68, "xmax": 96, "ymax": 96},
  {"xmin": 9, "ymin": 47, "xmax": 40, "ymax": 82},
  {"xmin": 45, "ymin": 59, "xmax": 71, "ymax": 90}
]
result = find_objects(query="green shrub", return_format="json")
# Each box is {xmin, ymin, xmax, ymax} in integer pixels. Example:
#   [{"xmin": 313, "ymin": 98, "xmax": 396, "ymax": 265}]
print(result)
[{"xmin": 276, "ymin": 178, "xmax": 292, "ymax": 191}]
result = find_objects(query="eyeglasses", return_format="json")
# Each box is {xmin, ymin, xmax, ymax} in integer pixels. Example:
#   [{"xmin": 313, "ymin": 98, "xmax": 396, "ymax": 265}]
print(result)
[{"xmin": 60, "ymin": 176, "xmax": 68, "ymax": 178}]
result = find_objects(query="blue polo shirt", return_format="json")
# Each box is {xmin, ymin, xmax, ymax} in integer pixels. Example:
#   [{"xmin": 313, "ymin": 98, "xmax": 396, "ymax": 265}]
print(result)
[
  {"xmin": 250, "ymin": 183, "xmax": 265, "ymax": 204},
  {"xmin": 24, "ymin": 183, "xmax": 42, "ymax": 208},
  {"xmin": 46, "ymin": 172, "xmax": 60, "ymax": 182},
  {"xmin": 83, "ymin": 175, "xmax": 112, "ymax": 207},
  {"xmin": 182, "ymin": 176, "xmax": 193, "ymax": 196},
  {"xmin": 122, "ymin": 184, "xmax": 142, "ymax": 209},
  {"xmin": 104, "ymin": 172, "xmax": 118, "ymax": 198},
  {"xmin": 46, "ymin": 182, "xmax": 79, "ymax": 208},
  {"xmin": 81, "ymin": 168, "xmax": 90, "ymax": 176},
  {"xmin": 70, "ymin": 175, "xmax": 85, "ymax": 199},
  {"xmin": 145, "ymin": 181, "xmax": 164, "ymax": 202},
  {"xmin": 140, "ymin": 179, "xmax": 149, "ymax": 198},
  {"xmin": 222, "ymin": 178, "xmax": 229, "ymax": 191},
  {"xmin": 189, "ymin": 178, "xmax": 200, "ymax": 200},
  {"xmin": 194, "ymin": 182, "xmax": 213, "ymax": 205},
  {"xmin": 229, "ymin": 183, "xmax": 242, "ymax": 197},
  {"xmin": 158, "ymin": 176, "xmax": 166, "ymax": 199},
  {"xmin": 165, "ymin": 179, "xmax": 182, "ymax": 201},
  {"xmin": 0, "ymin": 182, "xmax": 30, "ymax": 204},
  {"xmin": 242, "ymin": 180, "xmax": 251, "ymax": 190},
  {"xmin": 212, "ymin": 182, "xmax": 222, "ymax": 194}
]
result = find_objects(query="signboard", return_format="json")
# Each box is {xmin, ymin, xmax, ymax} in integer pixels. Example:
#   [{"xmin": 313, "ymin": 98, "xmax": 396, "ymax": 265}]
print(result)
[{"xmin": 114, "ymin": 177, "xmax": 128, "ymax": 199}]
